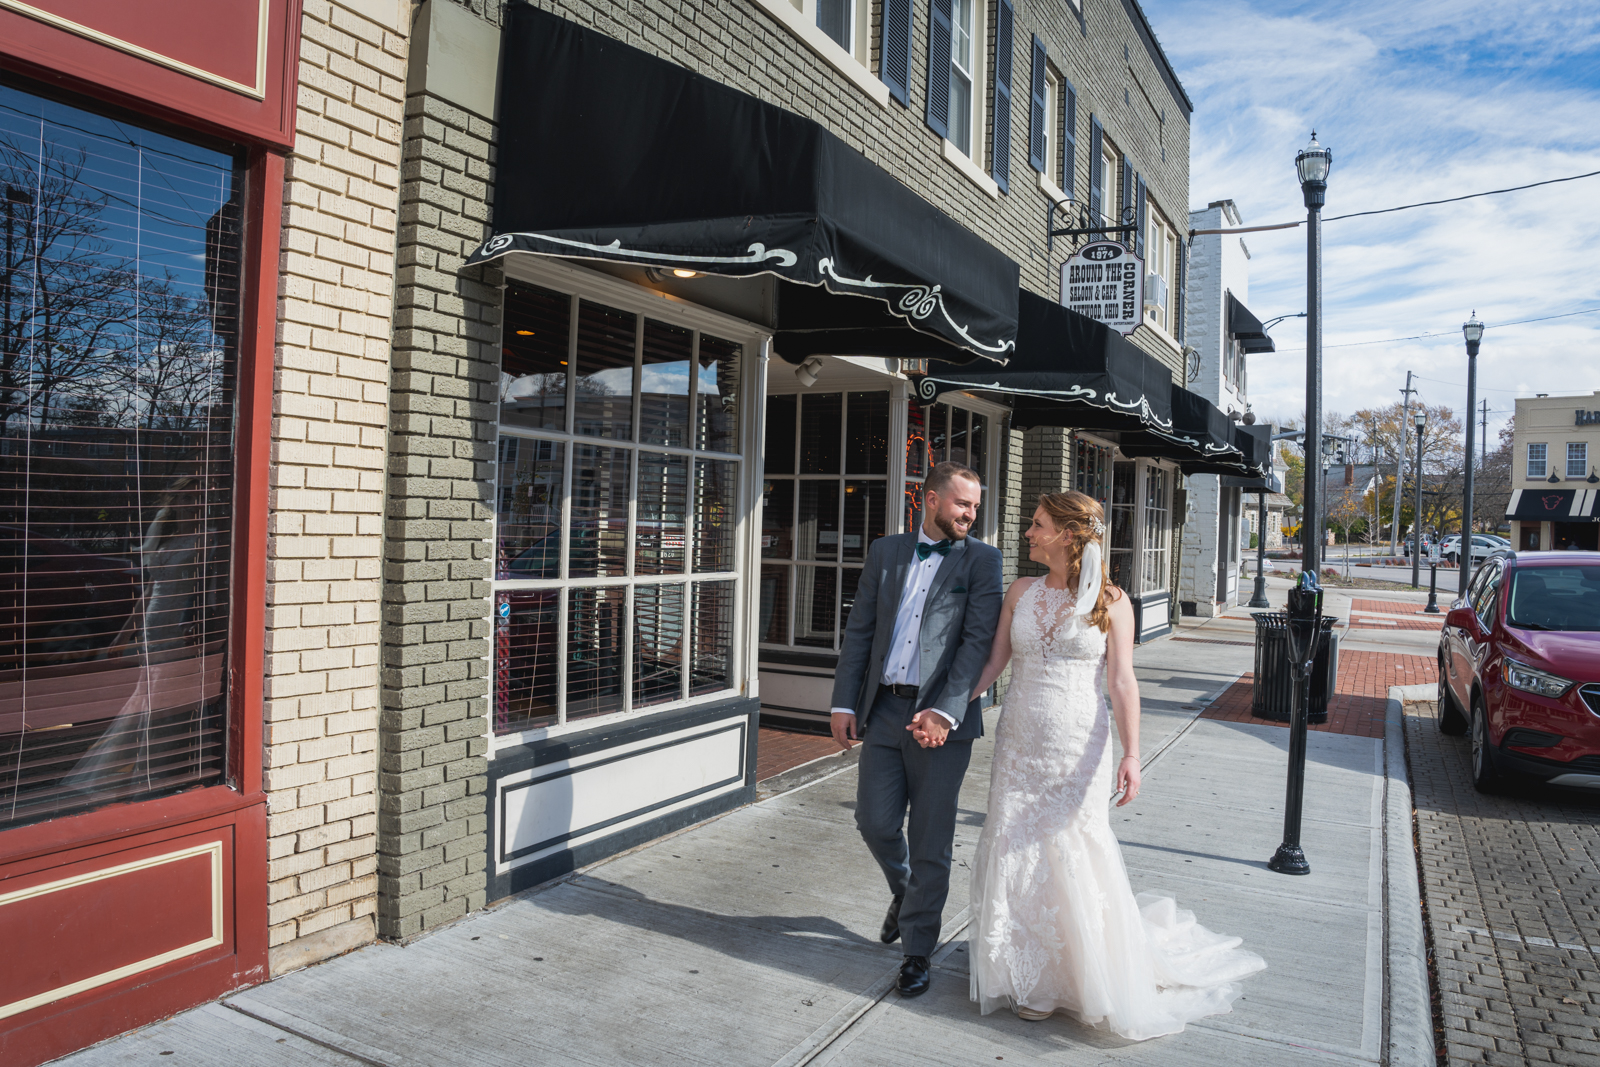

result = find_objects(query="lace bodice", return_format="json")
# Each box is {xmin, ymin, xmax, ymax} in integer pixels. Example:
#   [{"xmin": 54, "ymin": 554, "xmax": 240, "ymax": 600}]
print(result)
[{"xmin": 1011, "ymin": 578, "xmax": 1107, "ymax": 669}]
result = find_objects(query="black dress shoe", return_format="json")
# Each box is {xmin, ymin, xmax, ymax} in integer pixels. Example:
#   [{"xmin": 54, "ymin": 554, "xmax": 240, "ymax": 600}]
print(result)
[
  {"xmin": 880, "ymin": 895, "xmax": 904, "ymax": 944},
  {"xmin": 897, "ymin": 955, "xmax": 930, "ymax": 997}
]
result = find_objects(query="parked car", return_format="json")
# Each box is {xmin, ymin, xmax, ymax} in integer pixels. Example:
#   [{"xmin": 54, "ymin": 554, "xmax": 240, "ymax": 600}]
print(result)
[
  {"xmin": 1402, "ymin": 535, "xmax": 1434, "ymax": 558},
  {"xmin": 1436, "ymin": 551, "xmax": 1600, "ymax": 792},
  {"xmin": 1441, "ymin": 534, "xmax": 1511, "ymax": 567}
]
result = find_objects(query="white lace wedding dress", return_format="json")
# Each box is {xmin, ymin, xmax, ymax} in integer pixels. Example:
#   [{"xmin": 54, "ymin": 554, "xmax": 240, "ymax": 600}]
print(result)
[{"xmin": 969, "ymin": 579, "xmax": 1266, "ymax": 1040}]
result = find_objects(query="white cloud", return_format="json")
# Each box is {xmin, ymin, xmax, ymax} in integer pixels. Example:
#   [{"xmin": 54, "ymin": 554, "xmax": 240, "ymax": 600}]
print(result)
[{"xmin": 1145, "ymin": 0, "xmax": 1600, "ymax": 444}]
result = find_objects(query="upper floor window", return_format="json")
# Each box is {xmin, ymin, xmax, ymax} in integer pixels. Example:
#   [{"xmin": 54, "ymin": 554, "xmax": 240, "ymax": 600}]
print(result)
[
  {"xmin": 949, "ymin": 0, "xmax": 977, "ymax": 156},
  {"xmin": 1527, "ymin": 442, "xmax": 1547, "ymax": 479},
  {"xmin": 1143, "ymin": 207, "xmax": 1177, "ymax": 335},
  {"xmin": 1042, "ymin": 65, "xmax": 1062, "ymax": 189},
  {"xmin": 816, "ymin": 0, "xmax": 859, "ymax": 55},
  {"xmin": 1568, "ymin": 441, "xmax": 1588, "ymax": 479}
]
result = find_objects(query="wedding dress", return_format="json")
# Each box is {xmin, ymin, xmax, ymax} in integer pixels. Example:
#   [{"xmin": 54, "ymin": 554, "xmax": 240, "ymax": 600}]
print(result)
[{"xmin": 969, "ymin": 579, "xmax": 1266, "ymax": 1040}]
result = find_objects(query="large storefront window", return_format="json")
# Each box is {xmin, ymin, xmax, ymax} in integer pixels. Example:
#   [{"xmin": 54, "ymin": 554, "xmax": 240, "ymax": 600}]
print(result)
[
  {"xmin": 0, "ymin": 83, "xmax": 242, "ymax": 828},
  {"xmin": 1108, "ymin": 460, "xmax": 1137, "ymax": 591},
  {"xmin": 494, "ymin": 280, "xmax": 745, "ymax": 736}
]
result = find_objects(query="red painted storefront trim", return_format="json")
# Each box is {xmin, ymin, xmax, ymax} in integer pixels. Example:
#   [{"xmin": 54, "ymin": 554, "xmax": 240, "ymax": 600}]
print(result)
[{"xmin": 0, "ymin": 6, "xmax": 294, "ymax": 1061}]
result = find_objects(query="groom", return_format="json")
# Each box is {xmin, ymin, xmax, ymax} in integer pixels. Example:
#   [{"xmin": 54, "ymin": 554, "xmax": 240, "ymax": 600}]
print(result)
[{"xmin": 831, "ymin": 461, "xmax": 1003, "ymax": 998}]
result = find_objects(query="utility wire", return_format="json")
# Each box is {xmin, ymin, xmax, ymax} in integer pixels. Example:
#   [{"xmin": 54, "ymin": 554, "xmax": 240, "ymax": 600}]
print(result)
[
  {"xmin": 1275, "ymin": 306, "xmax": 1600, "ymax": 352},
  {"xmin": 1189, "ymin": 168, "xmax": 1600, "ymax": 236}
]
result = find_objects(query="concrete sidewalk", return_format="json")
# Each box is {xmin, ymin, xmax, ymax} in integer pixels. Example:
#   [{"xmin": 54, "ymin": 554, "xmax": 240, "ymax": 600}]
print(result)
[{"xmin": 58, "ymin": 608, "xmax": 1432, "ymax": 1067}]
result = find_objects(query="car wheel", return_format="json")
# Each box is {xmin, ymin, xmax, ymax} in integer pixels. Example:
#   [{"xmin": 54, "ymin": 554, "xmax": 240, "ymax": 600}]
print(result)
[
  {"xmin": 1469, "ymin": 695, "xmax": 1500, "ymax": 793},
  {"xmin": 1437, "ymin": 653, "xmax": 1467, "ymax": 735}
]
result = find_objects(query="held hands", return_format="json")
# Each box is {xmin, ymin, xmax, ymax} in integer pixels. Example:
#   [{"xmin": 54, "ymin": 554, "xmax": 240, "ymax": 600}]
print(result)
[
  {"xmin": 908, "ymin": 709, "xmax": 950, "ymax": 748},
  {"xmin": 1114, "ymin": 755, "xmax": 1141, "ymax": 806}
]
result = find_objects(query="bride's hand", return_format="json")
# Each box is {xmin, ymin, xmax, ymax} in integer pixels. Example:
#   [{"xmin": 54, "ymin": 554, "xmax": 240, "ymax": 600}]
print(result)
[{"xmin": 1114, "ymin": 756, "xmax": 1140, "ymax": 806}]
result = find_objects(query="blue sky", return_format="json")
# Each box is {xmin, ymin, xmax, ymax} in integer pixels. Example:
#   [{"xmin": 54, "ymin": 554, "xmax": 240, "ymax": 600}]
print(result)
[{"xmin": 1140, "ymin": 0, "xmax": 1600, "ymax": 448}]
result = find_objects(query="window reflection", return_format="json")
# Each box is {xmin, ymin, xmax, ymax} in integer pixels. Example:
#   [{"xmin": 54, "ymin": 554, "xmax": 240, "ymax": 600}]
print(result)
[
  {"xmin": 0, "ymin": 83, "xmax": 241, "ymax": 829},
  {"xmin": 694, "ymin": 458, "xmax": 736, "ymax": 573},
  {"xmin": 569, "ymin": 445, "xmax": 628, "ymax": 578},
  {"xmin": 575, "ymin": 300, "xmax": 635, "ymax": 440},
  {"xmin": 565, "ymin": 586, "xmax": 624, "ymax": 720},
  {"xmin": 633, "ymin": 583, "xmax": 683, "ymax": 708},
  {"xmin": 496, "ymin": 590, "xmax": 559, "ymax": 732},
  {"xmin": 761, "ymin": 479, "xmax": 794, "ymax": 560},
  {"xmin": 637, "ymin": 452, "xmax": 688, "ymax": 575},
  {"xmin": 501, "ymin": 283, "xmax": 570, "ymax": 431},
  {"xmin": 497, "ymin": 436, "xmax": 564, "ymax": 580},
  {"xmin": 793, "ymin": 565, "xmax": 837, "ymax": 647},
  {"xmin": 690, "ymin": 580, "xmax": 735, "ymax": 695},
  {"xmin": 639, "ymin": 318, "xmax": 691, "ymax": 447},
  {"xmin": 697, "ymin": 335, "xmax": 741, "ymax": 454},
  {"xmin": 798, "ymin": 481, "xmax": 840, "ymax": 562}
]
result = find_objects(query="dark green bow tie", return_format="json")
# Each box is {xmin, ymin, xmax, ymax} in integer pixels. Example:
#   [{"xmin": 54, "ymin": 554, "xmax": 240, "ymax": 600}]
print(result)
[{"xmin": 916, "ymin": 539, "xmax": 952, "ymax": 560}]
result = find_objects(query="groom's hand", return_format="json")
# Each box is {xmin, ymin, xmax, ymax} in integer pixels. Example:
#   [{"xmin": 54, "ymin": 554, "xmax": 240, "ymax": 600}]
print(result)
[
  {"xmin": 908, "ymin": 710, "xmax": 950, "ymax": 748},
  {"xmin": 830, "ymin": 712, "xmax": 859, "ymax": 750}
]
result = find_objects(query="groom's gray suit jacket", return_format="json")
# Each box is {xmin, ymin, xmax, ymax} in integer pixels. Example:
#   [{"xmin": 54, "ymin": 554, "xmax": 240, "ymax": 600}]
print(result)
[{"xmin": 831, "ymin": 532, "xmax": 1004, "ymax": 742}]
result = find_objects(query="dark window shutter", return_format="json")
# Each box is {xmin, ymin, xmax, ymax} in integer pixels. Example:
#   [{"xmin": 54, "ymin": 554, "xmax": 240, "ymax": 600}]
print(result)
[
  {"xmin": 1028, "ymin": 35, "xmax": 1046, "ymax": 173},
  {"xmin": 1088, "ymin": 115, "xmax": 1103, "ymax": 221},
  {"xmin": 925, "ymin": 0, "xmax": 953, "ymax": 138},
  {"xmin": 1120, "ymin": 158, "xmax": 1134, "ymax": 245},
  {"xmin": 1061, "ymin": 80, "xmax": 1077, "ymax": 198},
  {"xmin": 1135, "ymin": 174, "xmax": 1147, "ymax": 258},
  {"xmin": 991, "ymin": 0, "xmax": 1015, "ymax": 192},
  {"xmin": 881, "ymin": 0, "xmax": 914, "ymax": 107},
  {"xmin": 1174, "ymin": 238, "xmax": 1187, "ymax": 343}
]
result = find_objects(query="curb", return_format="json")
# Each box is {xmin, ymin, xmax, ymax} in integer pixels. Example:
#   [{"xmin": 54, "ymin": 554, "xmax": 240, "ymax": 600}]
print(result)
[{"xmin": 1384, "ymin": 687, "xmax": 1435, "ymax": 1067}]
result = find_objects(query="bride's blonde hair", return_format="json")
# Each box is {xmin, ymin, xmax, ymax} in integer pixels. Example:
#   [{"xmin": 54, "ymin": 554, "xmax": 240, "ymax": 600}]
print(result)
[{"xmin": 1038, "ymin": 490, "xmax": 1120, "ymax": 632}]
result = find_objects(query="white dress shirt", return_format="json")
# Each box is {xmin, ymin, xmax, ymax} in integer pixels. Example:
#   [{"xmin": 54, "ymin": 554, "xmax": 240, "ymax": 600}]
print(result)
[{"xmin": 833, "ymin": 529, "xmax": 958, "ymax": 727}]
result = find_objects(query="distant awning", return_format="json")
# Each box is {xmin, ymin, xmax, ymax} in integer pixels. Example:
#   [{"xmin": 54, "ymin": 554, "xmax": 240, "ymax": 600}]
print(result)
[
  {"xmin": 1507, "ymin": 488, "xmax": 1600, "ymax": 521},
  {"xmin": 469, "ymin": 4, "xmax": 1019, "ymax": 363},
  {"xmin": 1228, "ymin": 294, "xmax": 1276, "ymax": 354},
  {"xmin": 918, "ymin": 292, "xmax": 1269, "ymax": 477}
]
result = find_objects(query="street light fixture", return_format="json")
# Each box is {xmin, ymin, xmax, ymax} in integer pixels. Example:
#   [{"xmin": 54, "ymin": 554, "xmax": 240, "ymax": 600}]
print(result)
[
  {"xmin": 1459, "ymin": 313, "xmax": 1484, "ymax": 597},
  {"xmin": 1411, "ymin": 408, "xmax": 1428, "ymax": 588},
  {"xmin": 1296, "ymin": 132, "xmax": 1331, "ymax": 579}
]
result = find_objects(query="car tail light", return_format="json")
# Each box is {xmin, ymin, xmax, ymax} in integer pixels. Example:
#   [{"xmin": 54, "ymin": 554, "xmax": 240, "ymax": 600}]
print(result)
[{"xmin": 1502, "ymin": 657, "xmax": 1575, "ymax": 699}]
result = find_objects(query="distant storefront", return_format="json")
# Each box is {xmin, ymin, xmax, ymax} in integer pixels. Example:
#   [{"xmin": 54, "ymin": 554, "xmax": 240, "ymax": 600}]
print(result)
[{"xmin": 1508, "ymin": 392, "xmax": 1600, "ymax": 552}]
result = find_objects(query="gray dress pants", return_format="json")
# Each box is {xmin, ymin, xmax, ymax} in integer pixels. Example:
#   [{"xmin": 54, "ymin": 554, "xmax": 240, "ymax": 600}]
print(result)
[{"xmin": 854, "ymin": 689, "xmax": 973, "ymax": 958}]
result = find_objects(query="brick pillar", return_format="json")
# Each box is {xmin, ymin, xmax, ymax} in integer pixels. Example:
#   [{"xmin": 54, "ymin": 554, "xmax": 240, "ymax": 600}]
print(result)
[{"xmin": 378, "ymin": 92, "xmax": 500, "ymax": 940}]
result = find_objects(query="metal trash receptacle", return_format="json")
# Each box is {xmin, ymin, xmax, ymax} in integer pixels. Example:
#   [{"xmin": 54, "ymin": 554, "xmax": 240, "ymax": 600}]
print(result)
[{"xmin": 1250, "ymin": 612, "xmax": 1339, "ymax": 724}]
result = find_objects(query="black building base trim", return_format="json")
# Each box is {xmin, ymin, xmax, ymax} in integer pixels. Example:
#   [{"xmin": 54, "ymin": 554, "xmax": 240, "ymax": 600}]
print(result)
[{"xmin": 486, "ymin": 695, "xmax": 759, "ymax": 903}]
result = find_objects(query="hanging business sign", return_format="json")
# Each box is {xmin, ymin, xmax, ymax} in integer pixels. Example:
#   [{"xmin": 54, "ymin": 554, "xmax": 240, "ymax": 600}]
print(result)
[{"xmin": 1060, "ymin": 241, "xmax": 1144, "ymax": 336}]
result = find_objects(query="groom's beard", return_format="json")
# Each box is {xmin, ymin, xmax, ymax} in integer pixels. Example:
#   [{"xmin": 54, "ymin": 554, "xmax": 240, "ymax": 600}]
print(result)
[{"xmin": 932, "ymin": 510, "xmax": 971, "ymax": 541}]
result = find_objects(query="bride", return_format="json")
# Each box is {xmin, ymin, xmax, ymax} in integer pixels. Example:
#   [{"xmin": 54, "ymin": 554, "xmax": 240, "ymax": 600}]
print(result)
[{"xmin": 963, "ymin": 490, "xmax": 1266, "ymax": 1039}]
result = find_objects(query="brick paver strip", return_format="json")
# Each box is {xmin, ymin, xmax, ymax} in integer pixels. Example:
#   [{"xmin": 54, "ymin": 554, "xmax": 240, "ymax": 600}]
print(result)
[
  {"xmin": 1201, "ymin": 649, "xmax": 1437, "ymax": 739},
  {"xmin": 756, "ymin": 726, "xmax": 842, "ymax": 783},
  {"xmin": 1350, "ymin": 599, "xmax": 1448, "ymax": 632},
  {"xmin": 1407, "ymin": 699, "xmax": 1600, "ymax": 1065}
]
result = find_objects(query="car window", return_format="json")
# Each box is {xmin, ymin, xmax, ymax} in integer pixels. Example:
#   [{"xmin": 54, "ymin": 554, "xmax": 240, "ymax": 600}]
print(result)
[
  {"xmin": 1507, "ymin": 565, "xmax": 1600, "ymax": 632},
  {"xmin": 1470, "ymin": 561, "xmax": 1502, "ymax": 623}
]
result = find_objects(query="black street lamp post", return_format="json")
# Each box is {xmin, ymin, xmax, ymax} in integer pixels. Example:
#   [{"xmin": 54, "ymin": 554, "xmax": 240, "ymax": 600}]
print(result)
[
  {"xmin": 1269, "ymin": 573, "xmax": 1322, "ymax": 876},
  {"xmin": 1248, "ymin": 490, "xmax": 1271, "ymax": 607},
  {"xmin": 1296, "ymin": 133, "xmax": 1331, "ymax": 578},
  {"xmin": 1459, "ymin": 314, "xmax": 1484, "ymax": 597},
  {"xmin": 1411, "ymin": 409, "xmax": 1428, "ymax": 588}
]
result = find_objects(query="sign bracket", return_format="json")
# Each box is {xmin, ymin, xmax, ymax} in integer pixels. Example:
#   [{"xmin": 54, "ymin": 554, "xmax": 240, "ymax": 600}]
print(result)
[{"xmin": 1046, "ymin": 199, "xmax": 1139, "ymax": 255}]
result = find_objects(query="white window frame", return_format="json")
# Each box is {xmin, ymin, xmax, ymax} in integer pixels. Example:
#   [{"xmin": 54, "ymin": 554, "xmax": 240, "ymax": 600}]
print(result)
[
  {"xmin": 1568, "ymin": 441, "xmax": 1588, "ymax": 479},
  {"xmin": 1037, "ymin": 64, "xmax": 1068, "ymax": 204},
  {"xmin": 490, "ymin": 256, "xmax": 770, "ymax": 752},
  {"xmin": 1142, "ymin": 205, "xmax": 1177, "ymax": 336},
  {"xmin": 1100, "ymin": 139, "xmax": 1119, "ymax": 227},
  {"xmin": 938, "ymin": 0, "xmax": 994, "ymax": 199},
  {"xmin": 748, "ymin": 0, "xmax": 889, "ymax": 108},
  {"xmin": 1527, "ymin": 442, "xmax": 1547, "ymax": 479}
]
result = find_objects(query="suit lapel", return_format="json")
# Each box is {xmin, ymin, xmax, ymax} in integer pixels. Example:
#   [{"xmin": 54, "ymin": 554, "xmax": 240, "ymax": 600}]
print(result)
[{"xmin": 887, "ymin": 535, "xmax": 916, "ymax": 610}]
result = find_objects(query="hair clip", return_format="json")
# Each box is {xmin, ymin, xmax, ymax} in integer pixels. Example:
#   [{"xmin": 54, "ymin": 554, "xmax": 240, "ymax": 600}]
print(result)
[{"xmin": 1090, "ymin": 518, "xmax": 1106, "ymax": 537}]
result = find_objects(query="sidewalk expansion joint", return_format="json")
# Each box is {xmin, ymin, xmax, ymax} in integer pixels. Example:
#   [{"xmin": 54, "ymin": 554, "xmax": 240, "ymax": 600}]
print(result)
[
  {"xmin": 1449, "ymin": 922, "xmax": 1598, "ymax": 955},
  {"xmin": 221, "ymin": 1000, "xmax": 396, "ymax": 1067}
]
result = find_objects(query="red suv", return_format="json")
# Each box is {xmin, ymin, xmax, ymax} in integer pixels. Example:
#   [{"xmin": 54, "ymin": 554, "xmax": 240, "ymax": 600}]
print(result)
[{"xmin": 1437, "ymin": 551, "xmax": 1600, "ymax": 791}]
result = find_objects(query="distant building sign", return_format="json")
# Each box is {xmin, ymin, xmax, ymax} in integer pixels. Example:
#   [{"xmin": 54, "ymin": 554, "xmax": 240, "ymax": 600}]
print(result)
[
  {"xmin": 1577, "ymin": 409, "xmax": 1600, "ymax": 426},
  {"xmin": 1061, "ymin": 241, "xmax": 1143, "ymax": 336}
]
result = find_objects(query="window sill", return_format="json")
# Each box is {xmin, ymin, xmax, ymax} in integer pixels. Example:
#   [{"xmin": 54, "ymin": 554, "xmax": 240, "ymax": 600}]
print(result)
[
  {"xmin": 1135, "ymin": 320, "xmax": 1184, "ymax": 358},
  {"xmin": 747, "ymin": 0, "xmax": 890, "ymax": 109},
  {"xmin": 942, "ymin": 139, "xmax": 1000, "ymax": 198},
  {"xmin": 1038, "ymin": 171, "xmax": 1070, "ymax": 205}
]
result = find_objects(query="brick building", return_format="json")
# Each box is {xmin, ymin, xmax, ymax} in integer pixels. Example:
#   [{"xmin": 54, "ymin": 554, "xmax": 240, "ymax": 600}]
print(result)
[
  {"xmin": 1, "ymin": 3, "xmax": 1267, "ymax": 1059},
  {"xmin": 1507, "ymin": 390, "xmax": 1600, "ymax": 551}
]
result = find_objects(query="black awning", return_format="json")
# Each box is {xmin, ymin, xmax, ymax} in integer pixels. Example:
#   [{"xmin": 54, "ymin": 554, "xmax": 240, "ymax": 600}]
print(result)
[
  {"xmin": 1507, "ymin": 488, "xmax": 1598, "ymax": 521},
  {"xmin": 919, "ymin": 290, "xmax": 1172, "ymax": 433},
  {"xmin": 469, "ymin": 4, "xmax": 1019, "ymax": 363},
  {"xmin": 1227, "ymin": 294, "xmax": 1276, "ymax": 354},
  {"xmin": 1120, "ymin": 386, "xmax": 1254, "ymax": 473}
]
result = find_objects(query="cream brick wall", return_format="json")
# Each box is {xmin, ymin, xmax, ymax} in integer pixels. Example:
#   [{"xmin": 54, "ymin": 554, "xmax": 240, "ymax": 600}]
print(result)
[{"xmin": 265, "ymin": 0, "xmax": 408, "ymax": 975}]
